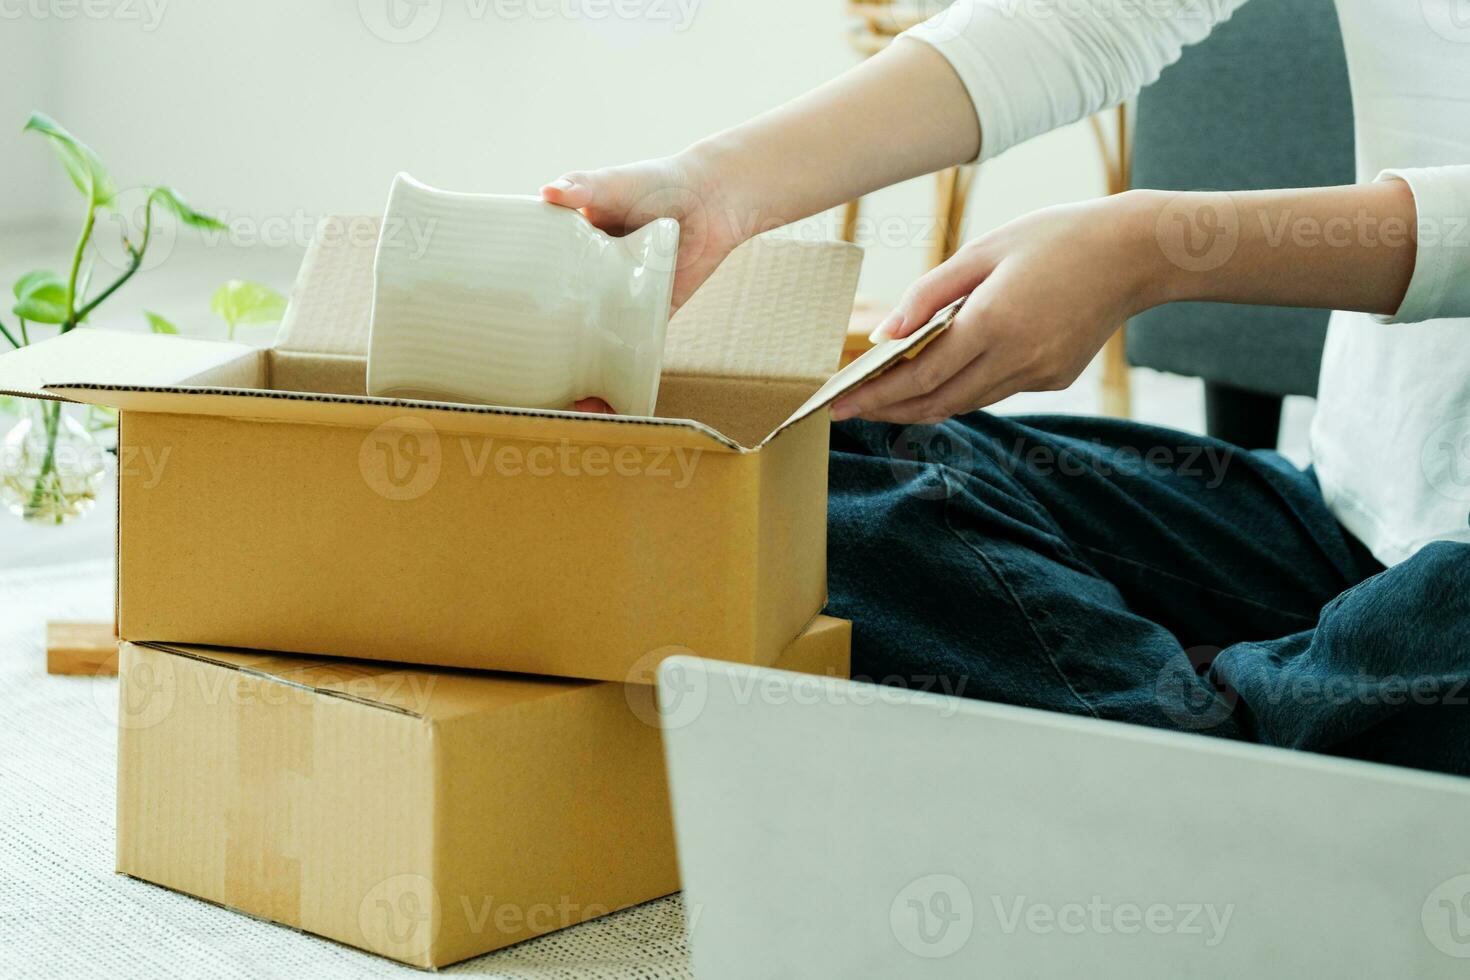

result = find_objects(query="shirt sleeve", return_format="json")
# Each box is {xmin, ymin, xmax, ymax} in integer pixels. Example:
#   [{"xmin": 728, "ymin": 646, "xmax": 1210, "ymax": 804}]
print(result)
[
  {"xmin": 902, "ymin": 0, "xmax": 1250, "ymax": 163},
  {"xmin": 1374, "ymin": 167, "xmax": 1470, "ymax": 324}
]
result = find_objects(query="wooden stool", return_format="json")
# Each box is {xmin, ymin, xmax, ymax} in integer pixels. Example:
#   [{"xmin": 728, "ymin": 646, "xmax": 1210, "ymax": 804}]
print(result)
[{"xmin": 47, "ymin": 621, "xmax": 119, "ymax": 676}]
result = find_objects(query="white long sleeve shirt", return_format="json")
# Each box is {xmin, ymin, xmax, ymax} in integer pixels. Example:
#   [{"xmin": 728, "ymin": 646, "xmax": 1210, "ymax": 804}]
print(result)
[{"xmin": 906, "ymin": 0, "xmax": 1470, "ymax": 566}]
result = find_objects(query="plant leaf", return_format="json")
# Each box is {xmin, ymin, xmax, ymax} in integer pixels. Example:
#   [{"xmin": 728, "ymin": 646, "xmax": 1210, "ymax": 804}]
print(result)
[
  {"xmin": 144, "ymin": 310, "xmax": 179, "ymax": 335},
  {"xmin": 23, "ymin": 112, "xmax": 116, "ymax": 207},
  {"xmin": 0, "ymin": 395, "xmax": 18, "ymax": 417},
  {"xmin": 13, "ymin": 269, "xmax": 63, "ymax": 301},
  {"xmin": 86, "ymin": 405, "xmax": 118, "ymax": 433},
  {"xmin": 210, "ymin": 280, "xmax": 287, "ymax": 328},
  {"xmin": 150, "ymin": 186, "xmax": 226, "ymax": 231},
  {"xmin": 12, "ymin": 269, "xmax": 68, "ymax": 324}
]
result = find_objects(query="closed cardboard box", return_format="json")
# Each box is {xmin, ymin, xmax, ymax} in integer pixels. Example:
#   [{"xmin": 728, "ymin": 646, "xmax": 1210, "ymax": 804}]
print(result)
[
  {"xmin": 115, "ymin": 615, "xmax": 852, "ymax": 968},
  {"xmin": 0, "ymin": 221, "xmax": 948, "ymax": 682}
]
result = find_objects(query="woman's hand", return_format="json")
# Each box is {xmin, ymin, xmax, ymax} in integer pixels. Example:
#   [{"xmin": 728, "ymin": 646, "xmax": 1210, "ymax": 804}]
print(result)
[
  {"xmin": 541, "ymin": 150, "xmax": 752, "ymax": 312},
  {"xmin": 543, "ymin": 149, "xmax": 763, "ymax": 414},
  {"xmin": 832, "ymin": 191, "xmax": 1166, "ymax": 423}
]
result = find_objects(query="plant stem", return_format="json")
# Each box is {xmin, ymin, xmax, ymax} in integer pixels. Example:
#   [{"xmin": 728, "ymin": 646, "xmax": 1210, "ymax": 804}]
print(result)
[
  {"xmin": 0, "ymin": 318, "xmax": 19, "ymax": 350},
  {"xmin": 18, "ymin": 318, "xmax": 29, "ymax": 345},
  {"xmin": 26, "ymin": 401, "xmax": 62, "ymax": 519},
  {"xmin": 61, "ymin": 202, "xmax": 98, "ymax": 336},
  {"xmin": 71, "ymin": 194, "xmax": 157, "ymax": 327}
]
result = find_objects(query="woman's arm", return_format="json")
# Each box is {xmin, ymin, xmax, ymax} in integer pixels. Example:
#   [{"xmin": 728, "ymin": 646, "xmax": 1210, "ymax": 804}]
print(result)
[
  {"xmin": 542, "ymin": 40, "xmax": 979, "ymax": 309},
  {"xmin": 542, "ymin": 1, "xmax": 1247, "ymax": 308},
  {"xmin": 832, "ymin": 180, "xmax": 1422, "ymax": 423}
]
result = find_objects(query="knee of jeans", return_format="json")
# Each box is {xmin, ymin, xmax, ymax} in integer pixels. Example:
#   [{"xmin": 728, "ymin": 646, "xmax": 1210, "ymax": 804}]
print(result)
[
  {"xmin": 1395, "ymin": 540, "xmax": 1470, "ymax": 607},
  {"xmin": 1320, "ymin": 540, "xmax": 1470, "ymax": 669}
]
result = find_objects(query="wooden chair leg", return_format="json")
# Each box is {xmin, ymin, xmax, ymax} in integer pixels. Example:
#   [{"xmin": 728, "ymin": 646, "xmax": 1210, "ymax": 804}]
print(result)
[
  {"xmin": 930, "ymin": 166, "xmax": 968, "ymax": 269},
  {"xmin": 1092, "ymin": 104, "xmax": 1134, "ymax": 418},
  {"xmin": 840, "ymin": 198, "xmax": 861, "ymax": 244},
  {"xmin": 1100, "ymin": 333, "xmax": 1132, "ymax": 419}
]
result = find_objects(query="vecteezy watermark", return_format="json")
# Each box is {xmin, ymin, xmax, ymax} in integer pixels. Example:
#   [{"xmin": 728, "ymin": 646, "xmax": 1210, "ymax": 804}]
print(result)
[
  {"xmin": 359, "ymin": 874, "xmax": 442, "ymax": 962},
  {"xmin": 1154, "ymin": 646, "xmax": 1237, "ymax": 732},
  {"xmin": 996, "ymin": 437, "xmax": 1235, "ymax": 488},
  {"xmin": 891, "ymin": 874, "xmax": 975, "ymax": 959},
  {"xmin": 887, "ymin": 424, "xmax": 1238, "ymax": 501},
  {"xmin": 887, "ymin": 424, "xmax": 975, "ymax": 501},
  {"xmin": 195, "ymin": 212, "xmax": 435, "ymax": 258},
  {"xmin": 1421, "ymin": 416, "xmax": 1470, "ymax": 504},
  {"xmin": 100, "ymin": 647, "xmax": 440, "ymax": 728},
  {"xmin": 93, "ymin": 203, "xmax": 435, "ymax": 273},
  {"xmin": 1423, "ymin": 0, "xmax": 1470, "ymax": 44},
  {"xmin": 988, "ymin": 894, "xmax": 1234, "ymax": 947},
  {"xmin": 1156, "ymin": 190, "xmax": 1468, "ymax": 274},
  {"xmin": 357, "ymin": 876, "xmax": 699, "ymax": 960},
  {"xmin": 360, "ymin": 418, "xmax": 444, "ymax": 502},
  {"xmin": 992, "ymin": 0, "xmax": 1220, "ymax": 28},
  {"xmin": 359, "ymin": 0, "xmax": 441, "ymax": 43},
  {"xmin": 358, "ymin": 417, "xmax": 704, "ymax": 502},
  {"xmin": 1155, "ymin": 191, "xmax": 1240, "ymax": 273},
  {"xmin": 626, "ymin": 646, "xmax": 707, "ymax": 730},
  {"xmin": 890, "ymin": 875, "xmax": 1235, "ymax": 959},
  {"xmin": 1424, "ymin": 873, "xmax": 1470, "ymax": 959},
  {"xmin": 1154, "ymin": 647, "xmax": 1469, "ymax": 731},
  {"xmin": 359, "ymin": 0, "xmax": 702, "ymax": 43},
  {"xmin": 0, "ymin": 0, "xmax": 167, "ymax": 30},
  {"xmin": 116, "ymin": 443, "xmax": 171, "ymax": 490},
  {"xmin": 101, "ymin": 649, "xmax": 178, "ymax": 731},
  {"xmin": 633, "ymin": 655, "xmax": 968, "ymax": 732}
]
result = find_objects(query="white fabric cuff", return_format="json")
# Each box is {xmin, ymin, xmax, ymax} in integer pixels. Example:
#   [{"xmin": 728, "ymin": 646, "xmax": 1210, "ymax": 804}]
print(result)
[{"xmin": 1374, "ymin": 166, "xmax": 1470, "ymax": 324}]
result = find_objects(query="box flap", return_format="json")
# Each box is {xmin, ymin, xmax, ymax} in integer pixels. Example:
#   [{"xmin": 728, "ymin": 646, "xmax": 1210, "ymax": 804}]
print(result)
[
  {"xmin": 663, "ymin": 235, "xmax": 862, "ymax": 384},
  {"xmin": 759, "ymin": 298, "xmax": 961, "ymax": 446},
  {"xmin": 48, "ymin": 382, "xmax": 741, "ymax": 451},
  {"xmin": 274, "ymin": 215, "xmax": 380, "ymax": 357},
  {"xmin": 0, "ymin": 329, "xmax": 256, "ymax": 402}
]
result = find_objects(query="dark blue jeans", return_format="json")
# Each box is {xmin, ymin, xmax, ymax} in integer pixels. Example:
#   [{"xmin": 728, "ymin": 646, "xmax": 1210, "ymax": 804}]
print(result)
[{"xmin": 826, "ymin": 414, "xmax": 1470, "ymax": 777}]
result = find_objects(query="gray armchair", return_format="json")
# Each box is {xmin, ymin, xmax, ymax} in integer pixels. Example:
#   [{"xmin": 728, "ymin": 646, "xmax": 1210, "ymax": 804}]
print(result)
[{"xmin": 1126, "ymin": 0, "xmax": 1354, "ymax": 448}]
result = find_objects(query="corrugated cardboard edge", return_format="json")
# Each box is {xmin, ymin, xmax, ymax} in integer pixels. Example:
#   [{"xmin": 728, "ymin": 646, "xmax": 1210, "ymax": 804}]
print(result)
[
  {"xmin": 759, "ymin": 298, "xmax": 961, "ymax": 447},
  {"xmin": 0, "ymin": 329, "xmax": 256, "ymax": 402},
  {"xmin": 136, "ymin": 641, "xmax": 428, "ymax": 718},
  {"xmin": 63, "ymin": 296, "xmax": 955, "ymax": 452},
  {"xmin": 47, "ymin": 382, "xmax": 745, "ymax": 452}
]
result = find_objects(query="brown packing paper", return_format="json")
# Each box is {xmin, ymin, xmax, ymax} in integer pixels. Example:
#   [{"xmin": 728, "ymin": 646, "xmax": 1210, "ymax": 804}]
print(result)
[{"xmin": 116, "ymin": 616, "xmax": 853, "ymax": 969}]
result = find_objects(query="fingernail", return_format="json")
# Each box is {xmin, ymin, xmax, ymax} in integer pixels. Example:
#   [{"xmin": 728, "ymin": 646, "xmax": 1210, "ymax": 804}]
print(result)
[
  {"xmin": 547, "ymin": 178, "xmax": 575, "ymax": 192},
  {"xmin": 831, "ymin": 401, "xmax": 854, "ymax": 421},
  {"xmin": 868, "ymin": 311, "xmax": 904, "ymax": 344}
]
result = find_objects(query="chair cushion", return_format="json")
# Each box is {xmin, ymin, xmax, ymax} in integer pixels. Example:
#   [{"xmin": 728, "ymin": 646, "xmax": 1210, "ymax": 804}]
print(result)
[{"xmin": 1126, "ymin": 0, "xmax": 1355, "ymax": 398}]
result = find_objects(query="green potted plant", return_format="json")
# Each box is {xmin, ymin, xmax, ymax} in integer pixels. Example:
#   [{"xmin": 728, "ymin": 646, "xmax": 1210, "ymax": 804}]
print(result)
[{"xmin": 0, "ymin": 113, "xmax": 285, "ymax": 526}]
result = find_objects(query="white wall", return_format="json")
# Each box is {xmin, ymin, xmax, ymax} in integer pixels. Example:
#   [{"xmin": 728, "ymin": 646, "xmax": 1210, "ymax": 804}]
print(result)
[
  {"xmin": 1, "ymin": 0, "xmax": 1105, "ymax": 303},
  {"xmin": 0, "ymin": 17, "xmax": 60, "ymax": 223}
]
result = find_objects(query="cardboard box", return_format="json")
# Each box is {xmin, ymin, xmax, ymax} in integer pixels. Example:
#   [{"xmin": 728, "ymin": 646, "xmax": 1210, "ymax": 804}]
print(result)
[
  {"xmin": 115, "ymin": 615, "xmax": 852, "ymax": 968},
  {"xmin": 0, "ymin": 219, "xmax": 945, "ymax": 682}
]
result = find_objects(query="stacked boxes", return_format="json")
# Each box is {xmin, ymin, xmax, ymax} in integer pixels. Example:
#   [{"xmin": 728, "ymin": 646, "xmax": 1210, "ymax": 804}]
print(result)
[
  {"xmin": 0, "ymin": 218, "xmax": 957, "ymax": 966},
  {"xmin": 115, "ymin": 619, "xmax": 852, "ymax": 968}
]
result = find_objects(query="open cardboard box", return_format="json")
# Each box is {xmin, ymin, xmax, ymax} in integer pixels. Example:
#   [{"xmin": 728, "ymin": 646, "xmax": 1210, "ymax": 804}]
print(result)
[
  {"xmin": 0, "ymin": 217, "xmax": 953, "ymax": 682},
  {"xmin": 116, "ymin": 615, "xmax": 852, "ymax": 968}
]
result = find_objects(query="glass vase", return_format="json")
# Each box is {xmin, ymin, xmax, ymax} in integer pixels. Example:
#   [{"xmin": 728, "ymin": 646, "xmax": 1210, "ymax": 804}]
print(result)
[{"xmin": 0, "ymin": 399, "xmax": 108, "ymax": 526}]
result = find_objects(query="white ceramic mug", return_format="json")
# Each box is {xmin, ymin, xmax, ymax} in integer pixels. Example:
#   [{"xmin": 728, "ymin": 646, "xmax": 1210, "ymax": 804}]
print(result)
[{"xmin": 367, "ymin": 173, "xmax": 680, "ymax": 415}]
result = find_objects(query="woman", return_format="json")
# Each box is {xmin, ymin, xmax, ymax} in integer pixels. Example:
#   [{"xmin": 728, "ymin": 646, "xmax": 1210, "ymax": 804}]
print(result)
[{"xmin": 542, "ymin": 0, "xmax": 1470, "ymax": 774}]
